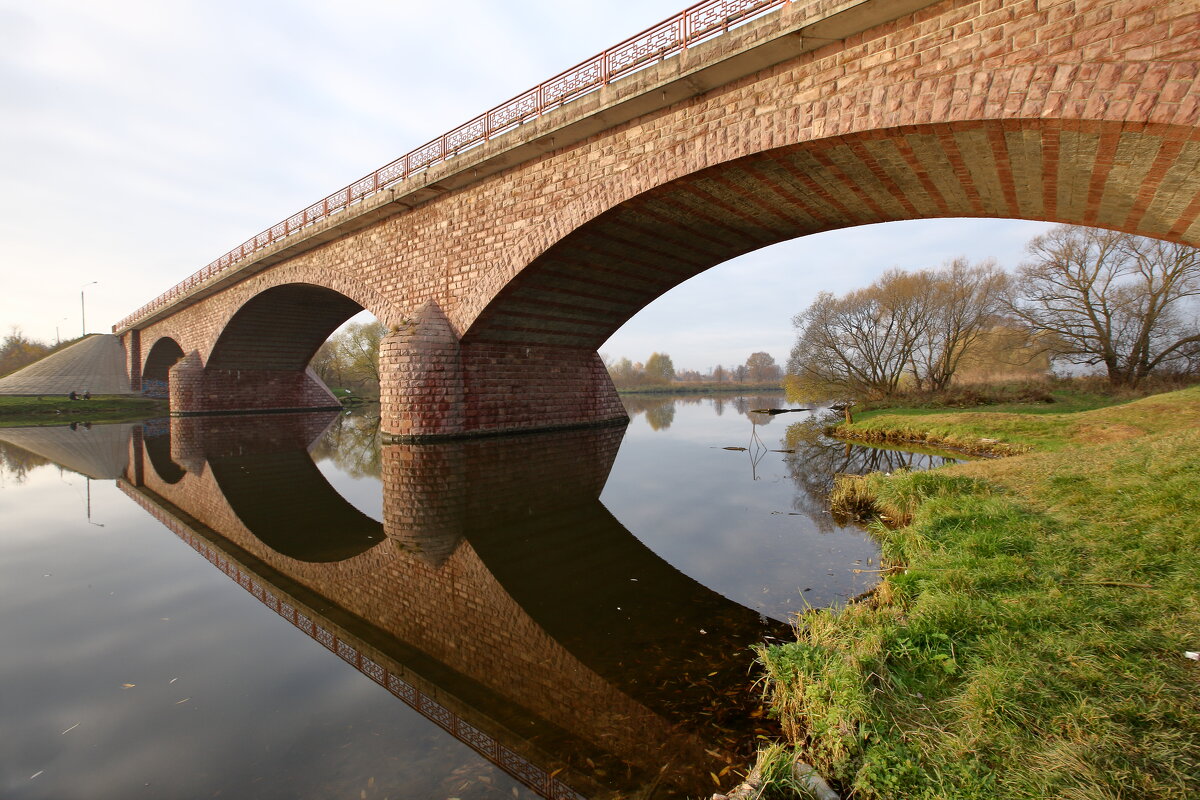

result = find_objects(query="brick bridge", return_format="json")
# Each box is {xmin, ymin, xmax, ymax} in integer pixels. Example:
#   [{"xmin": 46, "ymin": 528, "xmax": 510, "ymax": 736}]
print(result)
[
  {"xmin": 117, "ymin": 413, "xmax": 788, "ymax": 799},
  {"xmin": 113, "ymin": 0, "xmax": 1200, "ymax": 439}
]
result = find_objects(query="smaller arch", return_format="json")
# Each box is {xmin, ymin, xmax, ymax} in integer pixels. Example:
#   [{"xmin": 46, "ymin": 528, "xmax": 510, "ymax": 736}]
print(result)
[
  {"xmin": 142, "ymin": 337, "xmax": 185, "ymax": 399},
  {"xmin": 208, "ymin": 283, "xmax": 365, "ymax": 372}
]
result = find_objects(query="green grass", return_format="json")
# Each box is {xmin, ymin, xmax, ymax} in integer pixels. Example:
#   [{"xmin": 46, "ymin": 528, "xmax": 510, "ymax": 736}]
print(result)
[
  {"xmin": 758, "ymin": 386, "xmax": 1200, "ymax": 799},
  {"xmin": 854, "ymin": 388, "xmax": 1123, "ymax": 422},
  {"xmin": 0, "ymin": 394, "xmax": 167, "ymax": 426},
  {"xmin": 836, "ymin": 388, "xmax": 1200, "ymax": 456}
]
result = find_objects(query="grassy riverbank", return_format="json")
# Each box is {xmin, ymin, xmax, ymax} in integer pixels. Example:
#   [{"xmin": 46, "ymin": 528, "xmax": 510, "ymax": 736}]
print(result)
[
  {"xmin": 758, "ymin": 386, "xmax": 1200, "ymax": 799},
  {"xmin": 0, "ymin": 395, "xmax": 167, "ymax": 426}
]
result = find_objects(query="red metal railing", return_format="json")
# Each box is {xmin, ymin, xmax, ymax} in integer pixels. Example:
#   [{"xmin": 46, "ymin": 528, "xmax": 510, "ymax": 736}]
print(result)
[{"xmin": 116, "ymin": 0, "xmax": 793, "ymax": 332}]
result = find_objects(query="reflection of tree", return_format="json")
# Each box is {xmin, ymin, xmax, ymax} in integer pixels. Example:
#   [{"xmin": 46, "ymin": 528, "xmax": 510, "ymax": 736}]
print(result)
[
  {"xmin": 310, "ymin": 412, "xmax": 382, "ymax": 478},
  {"xmin": 782, "ymin": 416, "xmax": 959, "ymax": 530},
  {"xmin": 620, "ymin": 395, "xmax": 676, "ymax": 425},
  {"xmin": 644, "ymin": 402, "xmax": 676, "ymax": 431},
  {"xmin": 733, "ymin": 395, "xmax": 782, "ymax": 426},
  {"xmin": 0, "ymin": 440, "xmax": 51, "ymax": 485}
]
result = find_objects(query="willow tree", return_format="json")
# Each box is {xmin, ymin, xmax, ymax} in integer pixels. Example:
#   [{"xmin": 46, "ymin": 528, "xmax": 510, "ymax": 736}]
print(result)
[
  {"xmin": 311, "ymin": 320, "xmax": 387, "ymax": 392},
  {"xmin": 643, "ymin": 352, "xmax": 676, "ymax": 384}
]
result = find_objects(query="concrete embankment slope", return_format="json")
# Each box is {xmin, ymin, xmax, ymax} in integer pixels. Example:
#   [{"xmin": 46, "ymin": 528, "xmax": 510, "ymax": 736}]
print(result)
[{"xmin": 0, "ymin": 334, "xmax": 135, "ymax": 396}]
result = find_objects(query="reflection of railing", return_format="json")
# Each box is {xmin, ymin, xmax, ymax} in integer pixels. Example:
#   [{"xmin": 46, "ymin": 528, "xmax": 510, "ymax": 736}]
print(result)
[
  {"xmin": 119, "ymin": 482, "xmax": 587, "ymax": 800},
  {"xmin": 115, "ymin": 0, "xmax": 793, "ymax": 332}
]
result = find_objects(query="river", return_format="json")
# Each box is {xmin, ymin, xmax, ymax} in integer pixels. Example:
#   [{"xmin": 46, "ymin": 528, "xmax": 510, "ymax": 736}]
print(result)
[{"xmin": 0, "ymin": 394, "xmax": 957, "ymax": 799}]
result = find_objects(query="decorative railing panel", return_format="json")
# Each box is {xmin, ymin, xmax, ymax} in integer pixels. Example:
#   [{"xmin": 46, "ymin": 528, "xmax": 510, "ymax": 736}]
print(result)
[{"xmin": 117, "ymin": 0, "xmax": 798, "ymax": 331}]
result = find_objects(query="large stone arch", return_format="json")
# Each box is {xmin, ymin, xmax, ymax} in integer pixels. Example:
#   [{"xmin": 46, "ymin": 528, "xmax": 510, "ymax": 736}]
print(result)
[
  {"xmin": 207, "ymin": 284, "xmax": 364, "ymax": 372},
  {"xmin": 382, "ymin": 116, "xmax": 1196, "ymax": 440},
  {"xmin": 463, "ymin": 118, "xmax": 1200, "ymax": 351}
]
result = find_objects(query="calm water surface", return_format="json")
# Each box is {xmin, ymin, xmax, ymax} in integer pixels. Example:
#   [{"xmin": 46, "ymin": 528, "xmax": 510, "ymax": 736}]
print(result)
[{"xmin": 0, "ymin": 395, "xmax": 956, "ymax": 799}]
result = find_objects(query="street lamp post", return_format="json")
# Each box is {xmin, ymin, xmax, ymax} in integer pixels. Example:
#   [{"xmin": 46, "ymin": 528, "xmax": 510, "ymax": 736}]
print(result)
[{"xmin": 80, "ymin": 281, "xmax": 98, "ymax": 337}]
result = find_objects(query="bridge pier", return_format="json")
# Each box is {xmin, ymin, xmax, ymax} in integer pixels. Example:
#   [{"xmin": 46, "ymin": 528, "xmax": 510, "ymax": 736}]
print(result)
[
  {"xmin": 380, "ymin": 303, "xmax": 627, "ymax": 442},
  {"xmin": 168, "ymin": 351, "xmax": 342, "ymax": 416}
]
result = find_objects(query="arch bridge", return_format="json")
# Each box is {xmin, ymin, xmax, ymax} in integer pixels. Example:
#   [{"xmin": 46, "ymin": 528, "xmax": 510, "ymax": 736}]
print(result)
[{"xmin": 114, "ymin": 0, "xmax": 1200, "ymax": 439}]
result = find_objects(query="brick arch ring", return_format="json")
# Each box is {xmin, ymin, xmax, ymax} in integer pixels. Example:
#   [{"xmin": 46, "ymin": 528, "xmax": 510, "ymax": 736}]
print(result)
[{"xmin": 381, "ymin": 116, "xmax": 1199, "ymax": 440}]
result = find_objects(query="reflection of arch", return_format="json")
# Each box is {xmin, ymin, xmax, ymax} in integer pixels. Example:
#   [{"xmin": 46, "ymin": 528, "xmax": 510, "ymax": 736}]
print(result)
[
  {"xmin": 209, "ymin": 283, "xmax": 364, "ymax": 371},
  {"xmin": 463, "ymin": 120, "xmax": 1200, "ymax": 349},
  {"xmin": 144, "ymin": 430, "xmax": 186, "ymax": 484},
  {"xmin": 403, "ymin": 426, "xmax": 791, "ymax": 721},
  {"xmin": 126, "ymin": 416, "xmax": 789, "ymax": 799},
  {"xmin": 209, "ymin": 448, "xmax": 382, "ymax": 563},
  {"xmin": 466, "ymin": 502, "xmax": 788, "ymax": 722},
  {"xmin": 142, "ymin": 337, "xmax": 184, "ymax": 399}
]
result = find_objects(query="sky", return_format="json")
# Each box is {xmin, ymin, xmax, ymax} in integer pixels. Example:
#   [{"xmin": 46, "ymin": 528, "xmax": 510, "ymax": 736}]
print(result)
[{"xmin": 0, "ymin": 0, "xmax": 1056, "ymax": 374}]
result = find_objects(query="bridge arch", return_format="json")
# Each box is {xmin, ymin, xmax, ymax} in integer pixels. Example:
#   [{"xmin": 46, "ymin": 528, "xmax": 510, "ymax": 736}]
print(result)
[
  {"xmin": 208, "ymin": 283, "xmax": 366, "ymax": 372},
  {"xmin": 171, "ymin": 283, "xmax": 378, "ymax": 415},
  {"xmin": 464, "ymin": 118, "xmax": 1200, "ymax": 351},
  {"xmin": 404, "ymin": 116, "xmax": 1200, "ymax": 438},
  {"xmin": 142, "ymin": 336, "xmax": 185, "ymax": 399}
]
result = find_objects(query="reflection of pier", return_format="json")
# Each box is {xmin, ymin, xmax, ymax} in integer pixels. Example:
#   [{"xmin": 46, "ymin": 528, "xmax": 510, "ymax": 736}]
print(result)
[{"xmin": 110, "ymin": 413, "xmax": 785, "ymax": 799}]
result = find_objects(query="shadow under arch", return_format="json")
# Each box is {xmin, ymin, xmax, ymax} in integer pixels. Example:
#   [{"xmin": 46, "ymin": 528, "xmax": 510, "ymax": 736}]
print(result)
[
  {"xmin": 142, "ymin": 336, "xmax": 184, "ymax": 399},
  {"xmin": 462, "ymin": 118, "xmax": 1200, "ymax": 350},
  {"xmin": 208, "ymin": 283, "xmax": 365, "ymax": 372}
]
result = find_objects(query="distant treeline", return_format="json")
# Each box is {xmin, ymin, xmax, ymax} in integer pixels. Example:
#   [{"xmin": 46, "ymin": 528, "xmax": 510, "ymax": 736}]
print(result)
[{"xmin": 605, "ymin": 351, "xmax": 783, "ymax": 389}]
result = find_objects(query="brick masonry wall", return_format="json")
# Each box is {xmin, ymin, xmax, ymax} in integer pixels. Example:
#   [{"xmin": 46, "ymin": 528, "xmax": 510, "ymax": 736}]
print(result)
[{"xmin": 127, "ymin": 0, "xmax": 1200, "ymax": 436}]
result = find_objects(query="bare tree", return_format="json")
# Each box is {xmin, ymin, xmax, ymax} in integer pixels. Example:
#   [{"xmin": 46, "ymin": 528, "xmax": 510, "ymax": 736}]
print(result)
[
  {"xmin": 1008, "ymin": 226, "xmax": 1200, "ymax": 386},
  {"xmin": 910, "ymin": 258, "xmax": 1011, "ymax": 391},
  {"xmin": 787, "ymin": 270, "xmax": 933, "ymax": 401}
]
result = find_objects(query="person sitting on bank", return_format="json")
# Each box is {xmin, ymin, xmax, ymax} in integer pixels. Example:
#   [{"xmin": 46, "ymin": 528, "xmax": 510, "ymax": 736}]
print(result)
[
  {"xmin": 68, "ymin": 390, "xmax": 78, "ymax": 400},
  {"xmin": 83, "ymin": 390, "xmax": 91, "ymax": 400}
]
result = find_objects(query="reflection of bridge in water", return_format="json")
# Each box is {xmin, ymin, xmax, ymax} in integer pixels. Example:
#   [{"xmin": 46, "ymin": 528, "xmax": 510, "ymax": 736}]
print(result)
[{"xmin": 103, "ymin": 413, "xmax": 788, "ymax": 799}]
